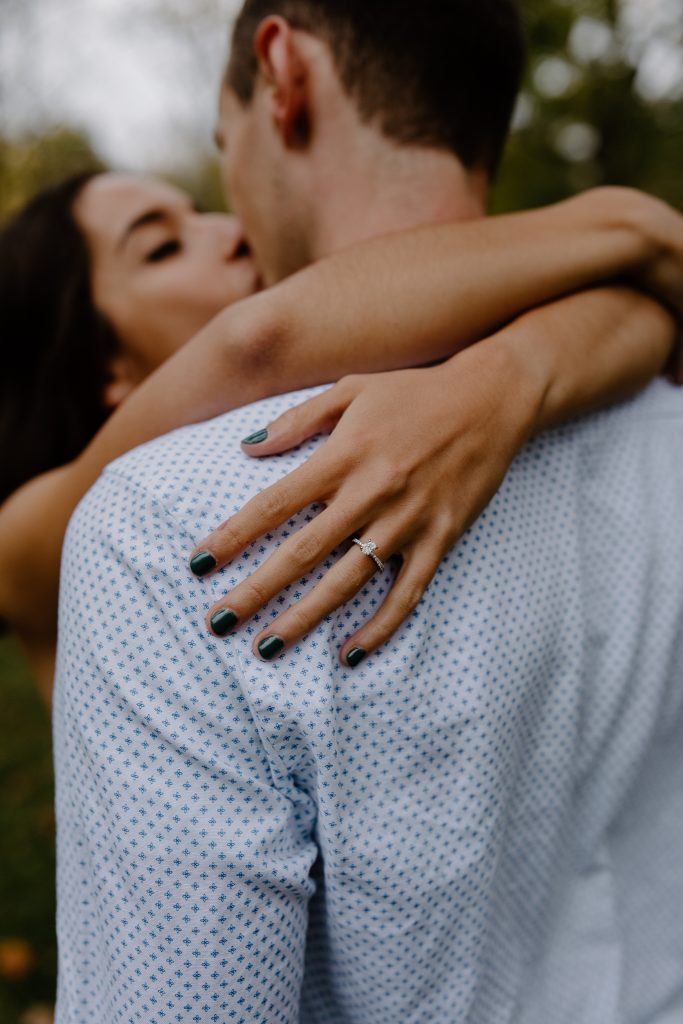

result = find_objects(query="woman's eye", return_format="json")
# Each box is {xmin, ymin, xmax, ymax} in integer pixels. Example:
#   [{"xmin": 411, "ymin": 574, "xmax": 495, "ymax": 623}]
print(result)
[{"xmin": 145, "ymin": 240, "xmax": 181, "ymax": 263}]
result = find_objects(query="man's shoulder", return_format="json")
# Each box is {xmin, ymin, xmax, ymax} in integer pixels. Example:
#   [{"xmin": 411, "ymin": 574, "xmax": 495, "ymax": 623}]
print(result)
[
  {"xmin": 79, "ymin": 377, "xmax": 683, "ymax": 540},
  {"xmin": 526, "ymin": 378, "xmax": 683, "ymax": 459},
  {"xmin": 585, "ymin": 376, "xmax": 683, "ymax": 428},
  {"xmin": 97, "ymin": 386, "xmax": 329, "ymax": 522}
]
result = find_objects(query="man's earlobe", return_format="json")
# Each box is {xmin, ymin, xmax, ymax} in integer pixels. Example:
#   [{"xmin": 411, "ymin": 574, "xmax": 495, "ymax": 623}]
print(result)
[{"xmin": 254, "ymin": 16, "xmax": 310, "ymax": 147}]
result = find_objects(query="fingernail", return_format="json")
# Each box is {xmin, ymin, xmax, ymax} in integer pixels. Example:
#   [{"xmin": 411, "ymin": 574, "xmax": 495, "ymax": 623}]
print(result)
[
  {"xmin": 346, "ymin": 647, "xmax": 367, "ymax": 668},
  {"xmin": 210, "ymin": 609, "xmax": 239, "ymax": 637},
  {"xmin": 242, "ymin": 428, "xmax": 269, "ymax": 446},
  {"xmin": 190, "ymin": 551, "xmax": 217, "ymax": 577},
  {"xmin": 257, "ymin": 635, "xmax": 285, "ymax": 661}
]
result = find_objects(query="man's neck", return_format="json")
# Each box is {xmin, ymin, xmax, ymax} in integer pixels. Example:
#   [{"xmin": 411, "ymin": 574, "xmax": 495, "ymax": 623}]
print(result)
[{"xmin": 305, "ymin": 128, "xmax": 488, "ymax": 262}]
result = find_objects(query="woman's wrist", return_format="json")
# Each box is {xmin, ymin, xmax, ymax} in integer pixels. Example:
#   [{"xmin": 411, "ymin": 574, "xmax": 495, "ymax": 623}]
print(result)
[
  {"xmin": 442, "ymin": 328, "xmax": 548, "ymax": 450},
  {"xmin": 473, "ymin": 285, "xmax": 676, "ymax": 441},
  {"xmin": 575, "ymin": 186, "xmax": 670, "ymax": 269}
]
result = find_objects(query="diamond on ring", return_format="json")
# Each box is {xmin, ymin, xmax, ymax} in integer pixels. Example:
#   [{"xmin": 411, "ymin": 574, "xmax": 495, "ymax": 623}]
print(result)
[{"xmin": 352, "ymin": 537, "xmax": 385, "ymax": 572}]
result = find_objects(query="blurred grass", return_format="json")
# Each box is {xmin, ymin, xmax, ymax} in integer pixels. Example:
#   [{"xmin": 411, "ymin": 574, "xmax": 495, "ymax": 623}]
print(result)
[{"xmin": 0, "ymin": 638, "xmax": 56, "ymax": 1023}]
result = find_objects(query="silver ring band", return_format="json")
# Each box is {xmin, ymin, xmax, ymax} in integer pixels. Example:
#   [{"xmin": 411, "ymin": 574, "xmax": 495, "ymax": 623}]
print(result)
[{"xmin": 352, "ymin": 538, "xmax": 385, "ymax": 572}]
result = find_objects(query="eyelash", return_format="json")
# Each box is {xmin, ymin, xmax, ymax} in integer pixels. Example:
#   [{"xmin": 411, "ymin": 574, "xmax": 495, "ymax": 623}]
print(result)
[{"xmin": 145, "ymin": 240, "xmax": 181, "ymax": 263}]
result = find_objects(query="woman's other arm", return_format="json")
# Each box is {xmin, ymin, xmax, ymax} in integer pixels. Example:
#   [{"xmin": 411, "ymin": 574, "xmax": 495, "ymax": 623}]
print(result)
[{"xmin": 0, "ymin": 185, "xmax": 681, "ymax": 637}]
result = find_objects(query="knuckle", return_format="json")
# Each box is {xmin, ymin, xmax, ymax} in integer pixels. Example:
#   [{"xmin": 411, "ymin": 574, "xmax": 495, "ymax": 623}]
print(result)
[
  {"xmin": 428, "ymin": 515, "xmax": 458, "ymax": 552},
  {"xmin": 283, "ymin": 398, "xmax": 314, "ymax": 426},
  {"xmin": 289, "ymin": 530, "xmax": 325, "ymax": 569},
  {"xmin": 340, "ymin": 562, "xmax": 373, "ymax": 600},
  {"xmin": 258, "ymin": 487, "xmax": 289, "ymax": 523},
  {"xmin": 395, "ymin": 582, "xmax": 425, "ymax": 618},
  {"xmin": 241, "ymin": 575, "xmax": 272, "ymax": 610},
  {"xmin": 337, "ymin": 373, "xmax": 364, "ymax": 397},
  {"xmin": 214, "ymin": 518, "xmax": 246, "ymax": 553},
  {"xmin": 337, "ymin": 373, "xmax": 358, "ymax": 391},
  {"xmin": 372, "ymin": 457, "xmax": 408, "ymax": 499},
  {"xmin": 281, "ymin": 603, "xmax": 313, "ymax": 638},
  {"xmin": 299, "ymin": 392, "xmax": 326, "ymax": 416},
  {"xmin": 271, "ymin": 409, "xmax": 294, "ymax": 432}
]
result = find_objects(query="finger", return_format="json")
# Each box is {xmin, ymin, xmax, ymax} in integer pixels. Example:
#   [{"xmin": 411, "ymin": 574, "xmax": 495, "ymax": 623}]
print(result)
[
  {"xmin": 240, "ymin": 377, "xmax": 360, "ymax": 457},
  {"xmin": 189, "ymin": 452, "xmax": 344, "ymax": 576},
  {"xmin": 205, "ymin": 503, "xmax": 377, "ymax": 638},
  {"xmin": 338, "ymin": 546, "xmax": 442, "ymax": 668},
  {"xmin": 247, "ymin": 525, "xmax": 405, "ymax": 660}
]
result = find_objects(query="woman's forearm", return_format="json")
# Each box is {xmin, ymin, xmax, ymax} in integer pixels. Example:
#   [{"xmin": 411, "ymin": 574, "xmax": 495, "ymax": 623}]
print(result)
[
  {"xmin": 268, "ymin": 185, "xmax": 676, "ymax": 386},
  {"xmin": 453, "ymin": 284, "xmax": 676, "ymax": 439}
]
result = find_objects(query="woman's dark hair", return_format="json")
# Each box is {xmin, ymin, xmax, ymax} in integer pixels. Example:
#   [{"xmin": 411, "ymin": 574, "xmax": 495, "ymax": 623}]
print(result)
[{"xmin": 0, "ymin": 172, "xmax": 120, "ymax": 504}]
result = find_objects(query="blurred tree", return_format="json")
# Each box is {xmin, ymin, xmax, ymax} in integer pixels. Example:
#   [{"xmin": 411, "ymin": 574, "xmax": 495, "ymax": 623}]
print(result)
[
  {"xmin": 140, "ymin": 0, "xmax": 233, "ymax": 212},
  {"xmin": 167, "ymin": 155, "xmax": 228, "ymax": 213},
  {"xmin": 0, "ymin": 127, "xmax": 105, "ymax": 221},
  {"xmin": 0, "ymin": 125, "xmax": 228, "ymax": 224},
  {"xmin": 0, "ymin": 638, "xmax": 55, "ymax": 1024},
  {"xmin": 139, "ymin": 0, "xmax": 233, "ymax": 201},
  {"xmin": 494, "ymin": 0, "xmax": 683, "ymax": 211}
]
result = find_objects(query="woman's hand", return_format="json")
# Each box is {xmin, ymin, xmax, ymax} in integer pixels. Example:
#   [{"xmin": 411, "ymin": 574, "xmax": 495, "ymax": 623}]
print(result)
[
  {"xmin": 190, "ymin": 339, "xmax": 541, "ymax": 666},
  {"xmin": 188, "ymin": 283, "xmax": 676, "ymax": 665}
]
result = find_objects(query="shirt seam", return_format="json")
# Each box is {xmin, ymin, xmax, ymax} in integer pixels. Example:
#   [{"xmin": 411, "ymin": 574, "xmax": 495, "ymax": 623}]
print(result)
[{"xmin": 98, "ymin": 465, "xmax": 299, "ymax": 788}]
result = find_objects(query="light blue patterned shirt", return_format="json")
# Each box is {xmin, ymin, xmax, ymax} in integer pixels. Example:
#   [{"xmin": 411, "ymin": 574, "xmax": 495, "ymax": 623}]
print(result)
[{"xmin": 54, "ymin": 380, "xmax": 683, "ymax": 1023}]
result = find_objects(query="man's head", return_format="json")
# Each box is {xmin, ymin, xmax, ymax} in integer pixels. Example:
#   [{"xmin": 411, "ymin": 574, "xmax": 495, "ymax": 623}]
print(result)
[{"xmin": 218, "ymin": 0, "xmax": 525, "ymax": 283}]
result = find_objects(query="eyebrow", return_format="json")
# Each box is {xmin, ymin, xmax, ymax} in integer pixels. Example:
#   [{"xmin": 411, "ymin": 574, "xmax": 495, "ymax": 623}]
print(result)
[{"xmin": 117, "ymin": 209, "xmax": 170, "ymax": 251}]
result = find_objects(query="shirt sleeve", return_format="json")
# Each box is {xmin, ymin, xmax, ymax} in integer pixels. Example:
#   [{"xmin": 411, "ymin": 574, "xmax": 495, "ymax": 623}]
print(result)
[{"xmin": 54, "ymin": 469, "xmax": 318, "ymax": 1024}]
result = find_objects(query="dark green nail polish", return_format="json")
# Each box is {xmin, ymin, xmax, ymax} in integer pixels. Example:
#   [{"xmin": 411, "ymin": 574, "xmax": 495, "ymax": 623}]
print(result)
[
  {"xmin": 346, "ymin": 647, "xmax": 367, "ymax": 668},
  {"xmin": 242, "ymin": 428, "xmax": 269, "ymax": 446},
  {"xmin": 210, "ymin": 609, "xmax": 239, "ymax": 637},
  {"xmin": 191, "ymin": 551, "xmax": 217, "ymax": 577},
  {"xmin": 258, "ymin": 635, "xmax": 285, "ymax": 661}
]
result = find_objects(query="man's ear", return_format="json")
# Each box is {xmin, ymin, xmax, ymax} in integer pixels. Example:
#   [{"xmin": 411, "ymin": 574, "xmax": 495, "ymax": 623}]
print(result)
[
  {"xmin": 102, "ymin": 351, "xmax": 138, "ymax": 410},
  {"xmin": 254, "ymin": 16, "xmax": 310, "ymax": 147}
]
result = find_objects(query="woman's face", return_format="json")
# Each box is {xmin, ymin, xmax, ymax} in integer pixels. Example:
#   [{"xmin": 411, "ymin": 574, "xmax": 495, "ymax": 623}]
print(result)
[{"xmin": 74, "ymin": 173, "xmax": 261, "ymax": 389}]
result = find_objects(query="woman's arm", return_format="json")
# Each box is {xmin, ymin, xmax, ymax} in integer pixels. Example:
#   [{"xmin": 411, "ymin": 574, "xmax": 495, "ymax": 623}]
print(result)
[
  {"xmin": 0, "ymin": 185, "xmax": 680, "ymax": 636},
  {"xmin": 194, "ymin": 284, "xmax": 677, "ymax": 665}
]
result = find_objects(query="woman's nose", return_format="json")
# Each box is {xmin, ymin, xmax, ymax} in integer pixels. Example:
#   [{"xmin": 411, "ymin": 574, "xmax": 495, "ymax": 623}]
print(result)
[
  {"xmin": 192, "ymin": 213, "xmax": 250, "ymax": 262},
  {"xmin": 221, "ymin": 215, "xmax": 251, "ymax": 261}
]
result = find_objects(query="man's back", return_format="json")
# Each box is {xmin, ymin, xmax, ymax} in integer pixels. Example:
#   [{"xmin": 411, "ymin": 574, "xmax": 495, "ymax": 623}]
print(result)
[{"xmin": 54, "ymin": 381, "xmax": 683, "ymax": 1024}]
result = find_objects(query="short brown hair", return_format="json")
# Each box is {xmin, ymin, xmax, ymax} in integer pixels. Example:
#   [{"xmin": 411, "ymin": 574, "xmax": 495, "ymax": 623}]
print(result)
[{"xmin": 227, "ymin": 0, "xmax": 525, "ymax": 175}]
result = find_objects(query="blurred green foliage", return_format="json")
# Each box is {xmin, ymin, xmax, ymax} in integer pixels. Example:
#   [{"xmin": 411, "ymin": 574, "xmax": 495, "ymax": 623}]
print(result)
[
  {"xmin": 166, "ymin": 156, "xmax": 228, "ymax": 217},
  {"xmin": 2, "ymin": 0, "xmax": 682, "ymax": 223},
  {"xmin": 0, "ymin": 128, "xmax": 228, "ymax": 224},
  {"xmin": 0, "ymin": 128, "xmax": 105, "ymax": 222},
  {"xmin": 494, "ymin": 0, "xmax": 683, "ymax": 211},
  {"xmin": 0, "ymin": 639, "xmax": 55, "ymax": 1024},
  {"xmin": 0, "ymin": 1, "xmax": 682, "ymax": 1021}
]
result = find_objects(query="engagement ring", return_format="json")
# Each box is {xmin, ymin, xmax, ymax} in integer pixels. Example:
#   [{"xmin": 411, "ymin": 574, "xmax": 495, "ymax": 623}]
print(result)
[{"xmin": 352, "ymin": 538, "xmax": 385, "ymax": 572}]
